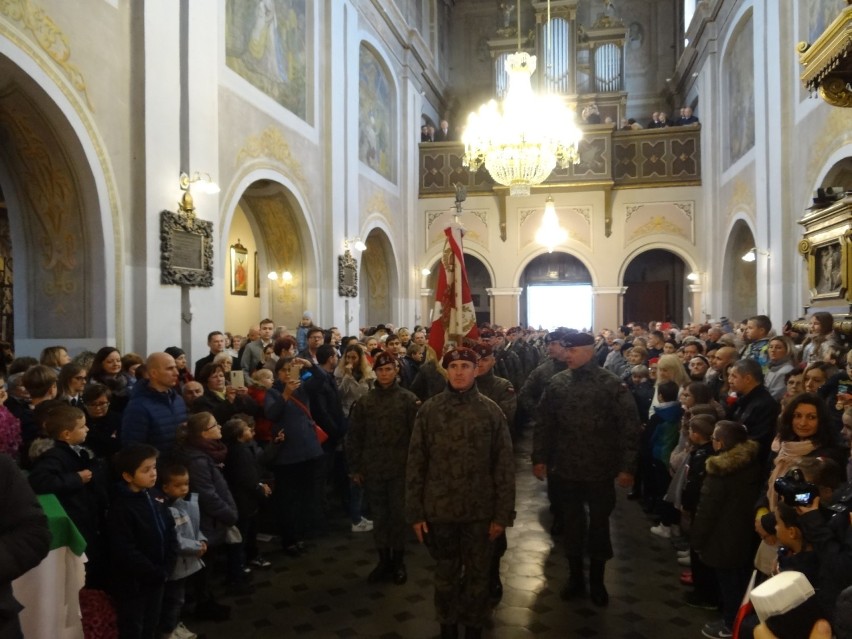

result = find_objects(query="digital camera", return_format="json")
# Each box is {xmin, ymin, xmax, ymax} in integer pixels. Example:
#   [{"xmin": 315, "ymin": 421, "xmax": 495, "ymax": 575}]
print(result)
[{"xmin": 774, "ymin": 468, "xmax": 819, "ymax": 507}]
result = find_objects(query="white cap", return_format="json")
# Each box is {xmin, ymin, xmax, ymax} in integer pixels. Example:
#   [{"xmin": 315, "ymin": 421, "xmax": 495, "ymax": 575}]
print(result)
[{"xmin": 749, "ymin": 571, "xmax": 815, "ymax": 623}]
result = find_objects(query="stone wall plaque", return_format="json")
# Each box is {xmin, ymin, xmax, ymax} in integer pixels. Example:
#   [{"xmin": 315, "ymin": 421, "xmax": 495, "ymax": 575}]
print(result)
[{"xmin": 160, "ymin": 210, "xmax": 214, "ymax": 287}]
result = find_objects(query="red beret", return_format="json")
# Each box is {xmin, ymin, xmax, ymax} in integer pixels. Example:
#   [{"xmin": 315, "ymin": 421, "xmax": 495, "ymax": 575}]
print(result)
[
  {"xmin": 472, "ymin": 343, "xmax": 493, "ymax": 359},
  {"xmin": 479, "ymin": 329, "xmax": 495, "ymax": 338},
  {"xmin": 441, "ymin": 347, "xmax": 479, "ymax": 369},
  {"xmin": 372, "ymin": 351, "xmax": 398, "ymax": 370}
]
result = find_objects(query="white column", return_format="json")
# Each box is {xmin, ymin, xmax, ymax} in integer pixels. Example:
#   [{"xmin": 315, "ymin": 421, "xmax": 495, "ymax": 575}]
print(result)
[
  {"xmin": 486, "ymin": 287, "xmax": 523, "ymax": 327},
  {"xmin": 592, "ymin": 286, "xmax": 628, "ymax": 332}
]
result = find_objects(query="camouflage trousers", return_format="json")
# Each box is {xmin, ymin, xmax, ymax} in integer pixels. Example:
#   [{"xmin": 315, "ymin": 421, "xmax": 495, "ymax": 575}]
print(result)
[
  {"xmin": 427, "ymin": 521, "xmax": 493, "ymax": 627},
  {"xmin": 364, "ymin": 476, "xmax": 407, "ymax": 550}
]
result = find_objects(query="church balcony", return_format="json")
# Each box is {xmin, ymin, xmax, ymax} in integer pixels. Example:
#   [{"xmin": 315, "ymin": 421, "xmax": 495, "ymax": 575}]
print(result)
[{"xmin": 418, "ymin": 124, "xmax": 701, "ymax": 197}]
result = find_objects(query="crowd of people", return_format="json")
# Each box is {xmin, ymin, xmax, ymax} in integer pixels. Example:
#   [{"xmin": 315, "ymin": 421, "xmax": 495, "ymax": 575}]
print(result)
[{"xmin": 1, "ymin": 309, "xmax": 851, "ymax": 639}]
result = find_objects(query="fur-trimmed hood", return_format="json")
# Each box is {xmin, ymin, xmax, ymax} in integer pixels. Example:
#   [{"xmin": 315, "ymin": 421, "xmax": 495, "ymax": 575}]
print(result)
[{"xmin": 705, "ymin": 439, "xmax": 759, "ymax": 476}]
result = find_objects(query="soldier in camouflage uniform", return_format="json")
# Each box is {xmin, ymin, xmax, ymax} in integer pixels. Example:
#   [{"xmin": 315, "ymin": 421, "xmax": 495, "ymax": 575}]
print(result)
[
  {"xmin": 532, "ymin": 332, "xmax": 639, "ymax": 608},
  {"xmin": 406, "ymin": 347, "xmax": 515, "ymax": 639},
  {"xmin": 471, "ymin": 342, "xmax": 516, "ymax": 603},
  {"xmin": 481, "ymin": 329, "xmax": 523, "ymax": 391},
  {"xmin": 347, "ymin": 352, "xmax": 421, "ymax": 585}
]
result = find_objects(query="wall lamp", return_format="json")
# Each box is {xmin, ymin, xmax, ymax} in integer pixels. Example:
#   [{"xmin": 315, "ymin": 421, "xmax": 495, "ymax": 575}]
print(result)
[
  {"xmin": 686, "ymin": 272, "xmax": 700, "ymax": 281},
  {"xmin": 421, "ymin": 267, "xmax": 431, "ymax": 276},
  {"xmin": 344, "ymin": 237, "xmax": 367, "ymax": 252},
  {"xmin": 741, "ymin": 248, "xmax": 769, "ymax": 262},
  {"xmin": 178, "ymin": 171, "xmax": 220, "ymax": 216},
  {"xmin": 268, "ymin": 270, "xmax": 294, "ymax": 284}
]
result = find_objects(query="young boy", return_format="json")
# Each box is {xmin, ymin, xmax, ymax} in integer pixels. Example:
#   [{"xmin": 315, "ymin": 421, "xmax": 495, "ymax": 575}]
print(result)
[
  {"xmin": 159, "ymin": 464, "xmax": 206, "ymax": 639},
  {"xmin": 28, "ymin": 404, "xmax": 109, "ymax": 587},
  {"xmin": 648, "ymin": 381, "xmax": 684, "ymax": 538},
  {"xmin": 108, "ymin": 444, "xmax": 176, "ymax": 639}
]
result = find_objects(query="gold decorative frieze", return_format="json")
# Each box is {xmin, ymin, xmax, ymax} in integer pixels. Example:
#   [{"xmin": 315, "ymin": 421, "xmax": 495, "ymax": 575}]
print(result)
[
  {"xmin": 0, "ymin": 0, "xmax": 94, "ymax": 110},
  {"xmin": 798, "ymin": 6, "xmax": 852, "ymax": 107},
  {"xmin": 624, "ymin": 201, "xmax": 694, "ymax": 246},
  {"xmin": 236, "ymin": 127, "xmax": 306, "ymax": 186}
]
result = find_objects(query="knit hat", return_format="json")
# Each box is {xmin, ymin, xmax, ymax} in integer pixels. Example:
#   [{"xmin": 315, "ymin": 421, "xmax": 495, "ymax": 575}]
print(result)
[
  {"xmin": 441, "ymin": 347, "xmax": 479, "ymax": 369},
  {"xmin": 372, "ymin": 351, "xmax": 398, "ymax": 370}
]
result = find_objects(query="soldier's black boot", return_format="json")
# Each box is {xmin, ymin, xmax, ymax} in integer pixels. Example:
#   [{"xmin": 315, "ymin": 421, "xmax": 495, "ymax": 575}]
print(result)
[
  {"xmin": 589, "ymin": 559, "xmax": 609, "ymax": 607},
  {"xmin": 367, "ymin": 548, "xmax": 391, "ymax": 583},
  {"xmin": 464, "ymin": 626, "xmax": 483, "ymax": 639},
  {"xmin": 488, "ymin": 552, "xmax": 503, "ymax": 601},
  {"xmin": 391, "ymin": 548, "xmax": 407, "ymax": 585},
  {"xmin": 440, "ymin": 624, "xmax": 458, "ymax": 639},
  {"xmin": 560, "ymin": 556, "xmax": 586, "ymax": 600}
]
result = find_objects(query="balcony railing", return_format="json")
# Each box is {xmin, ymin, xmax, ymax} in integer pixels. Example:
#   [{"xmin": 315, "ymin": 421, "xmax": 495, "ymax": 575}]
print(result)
[{"xmin": 418, "ymin": 124, "xmax": 701, "ymax": 196}]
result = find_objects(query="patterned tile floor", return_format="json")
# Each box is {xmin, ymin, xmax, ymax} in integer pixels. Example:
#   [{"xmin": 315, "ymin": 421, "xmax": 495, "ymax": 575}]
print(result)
[{"xmin": 192, "ymin": 436, "xmax": 718, "ymax": 638}]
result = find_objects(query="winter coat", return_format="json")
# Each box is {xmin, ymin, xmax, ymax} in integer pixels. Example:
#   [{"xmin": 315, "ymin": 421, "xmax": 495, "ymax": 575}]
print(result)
[
  {"xmin": 727, "ymin": 385, "xmax": 780, "ymax": 464},
  {"xmin": 191, "ymin": 389, "xmax": 258, "ymax": 426},
  {"xmin": 691, "ymin": 440, "xmax": 763, "ymax": 569},
  {"xmin": 121, "ymin": 380, "xmax": 188, "ymax": 452},
  {"xmin": 166, "ymin": 494, "xmax": 206, "ymax": 581},
  {"xmin": 0, "ymin": 454, "xmax": 50, "ymax": 638},
  {"xmin": 681, "ymin": 441, "xmax": 714, "ymax": 513},
  {"xmin": 264, "ymin": 386, "xmax": 323, "ymax": 466},
  {"xmin": 223, "ymin": 440, "xmax": 265, "ymax": 518},
  {"xmin": 180, "ymin": 445, "xmax": 238, "ymax": 547},
  {"xmin": 107, "ymin": 483, "xmax": 176, "ymax": 599},
  {"xmin": 649, "ymin": 401, "xmax": 683, "ymax": 464}
]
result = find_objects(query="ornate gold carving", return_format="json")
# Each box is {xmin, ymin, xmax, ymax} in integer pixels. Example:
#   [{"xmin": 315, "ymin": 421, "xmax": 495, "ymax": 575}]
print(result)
[
  {"xmin": 0, "ymin": 101, "xmax": 78, "ymax": 304},
  {"xmin": 819, "ymin": 75, "xmax": 852, "ymax": 107},
  {"xmin": 236, "ymin": 127, "xmax": 306, "ymax": 186},
  {"xmin": 0, "ymin": 0, "xmax": 94, "ymax": 110},
  {"xmin": 798, "ymin": 238, "xmax": 812, "ymax": 255},
  {"xmin": 797, "ymin": 41, "xmax": 810, "ymax": 54},
  {"xmin": 628, "ymin": 215, "xmax": 687, "ymax": 242}
]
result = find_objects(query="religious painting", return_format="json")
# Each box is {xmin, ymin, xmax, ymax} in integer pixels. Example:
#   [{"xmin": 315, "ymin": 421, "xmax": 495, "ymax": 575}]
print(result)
[
  {"xmin": 254, "ymin": 250, "xmax": 260, "ymax": 297},
  {"xmin": 225, "ymin": 0, "xmax": 308, "ymax": 120},
  {"xmin": 358, "ymin": 44, "xmax": 394, "ymax": 182},
  {"xmin": 724, "ymin": 13, "xmax": 755, "ymax": 168},
  {"xmin": 230, "ymin": 241, "xmax": 248, "ymax": 296}
]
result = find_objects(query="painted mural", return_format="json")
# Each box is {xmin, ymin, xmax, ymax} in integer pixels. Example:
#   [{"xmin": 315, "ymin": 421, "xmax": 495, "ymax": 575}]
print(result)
[
  {"xmin": 226, "ymin": 0, "xmax": 307, "ymax": 121},
  {"xmin": 724, "ymin": 13, "xmax": 754, "ymax": 168},
  {"xmin": 358, "ymin": 44, "xmax": 394, "ymax": 182}
]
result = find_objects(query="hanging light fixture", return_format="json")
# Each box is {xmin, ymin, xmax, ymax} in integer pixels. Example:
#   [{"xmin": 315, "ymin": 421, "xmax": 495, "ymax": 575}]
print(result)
[
  {"xmin": 462, "ymin": 0, "xmax": 582, "ymax": 197},
  {"xmin": 535, "ymin": 196, "xmax": 567, "ymax": 252}
]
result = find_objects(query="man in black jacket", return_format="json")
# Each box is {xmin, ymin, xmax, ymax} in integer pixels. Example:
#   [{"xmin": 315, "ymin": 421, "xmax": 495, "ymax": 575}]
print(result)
[{"xmin": 727, "ymin": 358, "xmax": 780, "ymax": 464}]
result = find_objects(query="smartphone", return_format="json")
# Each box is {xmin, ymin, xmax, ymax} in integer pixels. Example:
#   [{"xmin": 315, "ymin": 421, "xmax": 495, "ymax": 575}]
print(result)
[
  {"xmin": 286, "ymin": 365, "xmax": 301, "ymax": 383},
  {"xmin": 227, "ymin": 370, "xmax": 245, "ymax": 388}
]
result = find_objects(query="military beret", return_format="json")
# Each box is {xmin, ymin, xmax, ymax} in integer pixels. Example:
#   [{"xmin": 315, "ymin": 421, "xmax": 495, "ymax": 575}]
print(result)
[
  {"xmin": 559, "ymin": 332, "xmax": 595, "ymax": 348},
  {"xmin": 471, "ymin": 343, "xmax": 493, "ymax": 359},
  {"xmin": 441, "ymin": 347, "xmax": 479, "ymax": 368},
  {"xmin": 479, "ymin": 329, "xmax": 495, "ymax": 338},
  {"xmin": 372, "ymin": 351, "xmax": 398, "ymax": 370},
  {"xmin": 506, "ymin": 326, "xmax": 522, "ymax": 336}
]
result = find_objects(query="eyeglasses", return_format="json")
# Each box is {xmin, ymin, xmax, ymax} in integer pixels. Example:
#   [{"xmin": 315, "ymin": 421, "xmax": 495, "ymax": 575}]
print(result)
[
  {"xmin": 87, "ymin": 401, "xmax": 110, "ymax": 409},
  {"xmin": 204, "ymin": 422, "xmax": 221, "ymax": 431}
]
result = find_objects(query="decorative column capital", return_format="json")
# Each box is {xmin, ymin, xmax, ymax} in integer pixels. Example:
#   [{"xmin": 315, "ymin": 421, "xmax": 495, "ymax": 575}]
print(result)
[
  {"xmin": 592, "ymin": 286, "xmax": 628, "ymax": 296},
  {"xmin": 486, "ymin": 287, "xmax": 524, "ymax": 296}
]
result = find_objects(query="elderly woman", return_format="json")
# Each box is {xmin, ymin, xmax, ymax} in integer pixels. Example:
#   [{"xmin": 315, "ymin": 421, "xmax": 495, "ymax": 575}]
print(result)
[{"xmin": 192, "ymin": 363, "xmax": 258, "ymax": 425}]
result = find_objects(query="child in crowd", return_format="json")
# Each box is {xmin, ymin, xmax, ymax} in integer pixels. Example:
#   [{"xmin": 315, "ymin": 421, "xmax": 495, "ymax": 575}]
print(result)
[
  {"xmin": 222, "ymin": 416, "xmax": 272, "ymax": 574},
  {"xmin": 296, "ymin": 311, "xmax": 315, "ymax": 352},
  {"xmin": 108, "ymin": 443, "xmax": 176, "ymax": 639},
  {"xmin": 28, "ymin": 403, "xmax": 109, "ymax": 587},
  {"xmin": 627, "ymin": 364, "xmax": 654, "ymax": 502},
  {"xmin": 780, "ymin": 369, "xmax": 805, "ymax": 412},
  {"xmin": 159, "ymin": 463, "xmax": 206, "ymax": 639},
  {"xmin": 648, "ymin": 381, "xmax": 684, "ymax": 538},
  {"xmin": 20, "ymin": 364, "xmax": 58, "ymax": 451},
  {"xmin": 246, "ymin": 369, "xmax": 275, "ymax": 445},
  {"xmin": 679, "ymin": 414, "xmax": 720, "ymax": 609}
]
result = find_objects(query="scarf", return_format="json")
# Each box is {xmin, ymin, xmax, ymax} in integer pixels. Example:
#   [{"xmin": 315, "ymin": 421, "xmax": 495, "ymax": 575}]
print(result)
[
  {"xmin": 767, "ymin": 437, "xmax": 817, "ymax": 511},
  {"xmin": 191, "ymin": 438, "xmax": 228, "ymax": 464}
]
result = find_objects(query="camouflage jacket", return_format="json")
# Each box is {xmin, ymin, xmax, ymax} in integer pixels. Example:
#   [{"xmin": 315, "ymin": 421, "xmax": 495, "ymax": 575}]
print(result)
[
  {"xmin": 518, "ymin": 358, "xmax": 567, "ymax": 417},
  {"xmin": 475, "ymin": 371, "xmax": 517, "ymax": 425},
  {"xmin": 346, "ymin": 381, "xmax": 421, "ymax": 481},
  {"xmin": 532, "ymin": 360, "xmax": 639, "ymax": 482},
  {"xmin": 494, "ymin": 347, "xmax": 523, "ymax": 390},
  {"xmin": 406, "ymin": 386, "xmax": 515, "ymax": 527}
]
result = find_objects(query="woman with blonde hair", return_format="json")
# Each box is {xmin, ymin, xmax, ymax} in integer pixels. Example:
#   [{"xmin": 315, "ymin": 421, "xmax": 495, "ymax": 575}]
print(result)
[
  {"xmin": 649, "ymin": 353, "xmax": 691, "ymax": 417},
  {"xmin": 409, "ymin": 344, "xmax": 447, "ymax": 401}
]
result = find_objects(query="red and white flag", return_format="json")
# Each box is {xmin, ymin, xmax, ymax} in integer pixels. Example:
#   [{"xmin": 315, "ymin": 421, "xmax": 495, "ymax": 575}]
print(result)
[{"xmin": 428, "ymin": 224, "xmax": 479, "ymax": 355}]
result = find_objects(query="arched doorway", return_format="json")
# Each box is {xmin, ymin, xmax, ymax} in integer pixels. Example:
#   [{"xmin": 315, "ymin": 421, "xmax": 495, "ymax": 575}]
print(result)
[
  {"xmin": 622, "ymin": 249, "xmax": 689, "ymax": 326},
  {"xmin": 0, "ymin": 53, "xmax": 114, "ymax": 352},
  {"xmin": 360, "ymin": 229, "xmax": 399, "ymax": 327},
  {"xmin": 722, "ymin": 221, "xmax": 757, "ymax": 320},
  {"xmin": 519, "ymin": 252, "xmax": 593, "ymax": 329},
  {"xmin": 230, "ymin": 180, "xmax": 311, "ymax": 332},
  {"xmin": 422, "ymin": 252, "xmax": 494, "ymax": 327}
]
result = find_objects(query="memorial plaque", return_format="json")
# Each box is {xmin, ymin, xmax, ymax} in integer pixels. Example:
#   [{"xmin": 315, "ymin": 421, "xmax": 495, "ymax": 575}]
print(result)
[{"xmin": 160, "ymin": 210, "xmax": 214, "ymax": 287}]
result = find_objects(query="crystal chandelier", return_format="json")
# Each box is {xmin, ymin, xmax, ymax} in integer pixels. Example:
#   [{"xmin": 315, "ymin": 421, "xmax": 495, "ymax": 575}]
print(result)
[
  {"xmin": 535, "ymin": 196, "xmax": 568, "ymax": 252},
  {"xmin": 462, "ymin": 51, "xmax": 582, "ymax": 197}
]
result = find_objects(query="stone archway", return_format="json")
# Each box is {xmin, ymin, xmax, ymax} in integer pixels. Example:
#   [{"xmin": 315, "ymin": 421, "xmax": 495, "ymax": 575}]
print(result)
[
  {"xmin": 519, "ymin": 252, "xmax": 593, "ymax": 329},
  {"xmin": 0, "ymin": 54, "xmax": 113, "ymax": 352},
  {"xmin": 622, "ymin": 249, "xmax": 689, "ymax": 326},
  {"xmin": 721, "ymin": 220, "xmax": 757, "ymax": 320},
  {"xmin": 230, "ymin": 180, "xmax": 311, "ymax": 332},
  {"xmin": 360, "ymin": 229, "xmax": 398, "ymax": 327}
]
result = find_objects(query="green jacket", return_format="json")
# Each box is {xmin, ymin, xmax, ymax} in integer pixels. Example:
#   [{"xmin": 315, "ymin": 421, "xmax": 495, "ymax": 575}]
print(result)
[{"xmin": 475, "ymin": 371, "xmax": 517, "ymax": 425}]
